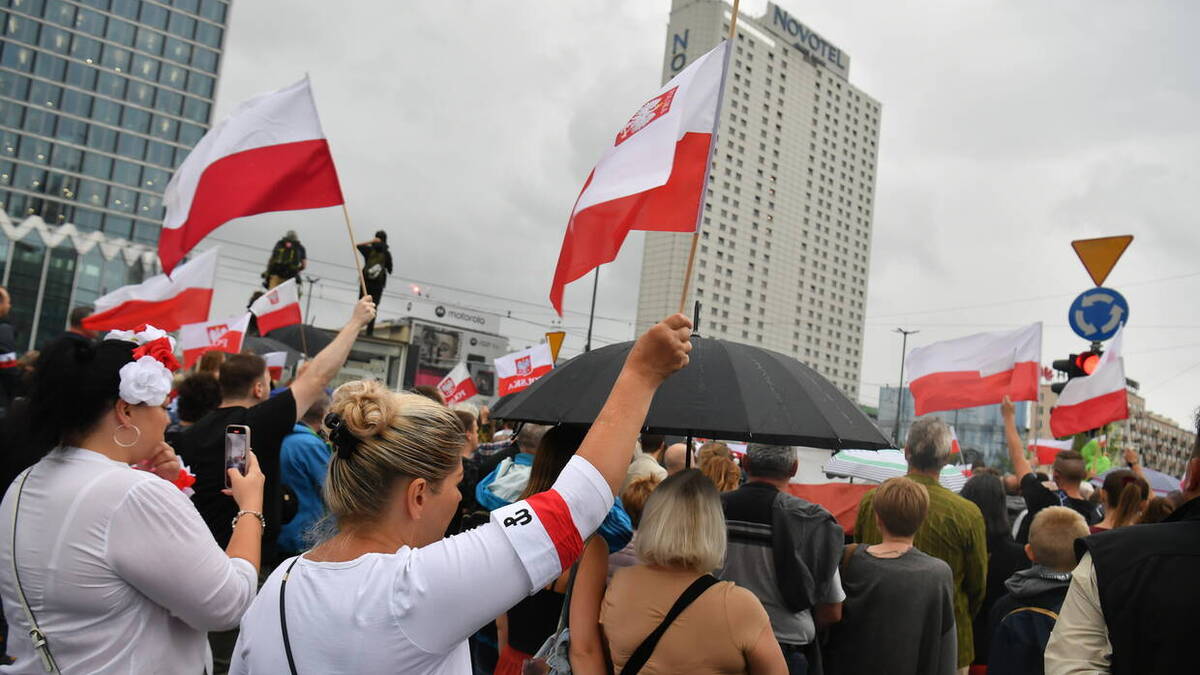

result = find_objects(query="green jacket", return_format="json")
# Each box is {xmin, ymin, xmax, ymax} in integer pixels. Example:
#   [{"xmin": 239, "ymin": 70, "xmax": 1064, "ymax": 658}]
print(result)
[{"xmin": 855, "ymin": 473, "xmax": 988, "ymax": 668}]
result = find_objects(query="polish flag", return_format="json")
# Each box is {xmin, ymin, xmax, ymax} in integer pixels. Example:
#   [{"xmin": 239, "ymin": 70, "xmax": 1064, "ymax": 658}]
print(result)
[
  {"xmin": 264, "ymin": 351, "xmax": 288, "ymax": 382},
  {"xmin": 159, "ymin": 78, "xmax": 344, "ymax": 274},
  {"xmin": 82, "ymin": 248, "xmax": 217, "ymax": 332},
  {"xmin": 250, "ymin": 278, "xmax": 302, "ymax": 335},
  {"xmin": 1029, "ymin": 438, "xmax": 1074, "ymax": 466},
  {"xmin": 949, "ymin": 426, "xmax": 961, "ymax": 455},
  {"xmin": 907, "ymin": 323, "xmax": 1042, "ymax": 416},
  {"xmin": 1051, "ymin": 326, "xmax": 1128, "ymax": 437},
  {"xmin": 179, "ymin": 313, "xmax": 251, "ymax": 369},
  {"xmin": 495, "ymin": 343, "xmax": 554, "ymax": 396},
  {"xmin": 549, "ymin": 42, "xmax": 728, "ymax": 314},
  {"xmin": 437, "ymin": 362, "xmax": 478, "ymax": 405}
]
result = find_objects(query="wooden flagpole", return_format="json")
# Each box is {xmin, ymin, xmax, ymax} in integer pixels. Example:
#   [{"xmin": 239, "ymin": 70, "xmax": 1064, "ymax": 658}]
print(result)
[
  {"xmin": 678, "ymin": 0, "xmax": 740, "ymax": 314},
  {"xmin": 341, "ymin": 204, "xmax": 368, "ymax": 297}
]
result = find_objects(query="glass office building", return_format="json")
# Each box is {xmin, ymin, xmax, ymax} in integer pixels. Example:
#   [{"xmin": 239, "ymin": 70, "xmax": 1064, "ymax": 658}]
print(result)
[{"xmin": 0, "ymin": 0, "xmax": 227, "ymax": 349}]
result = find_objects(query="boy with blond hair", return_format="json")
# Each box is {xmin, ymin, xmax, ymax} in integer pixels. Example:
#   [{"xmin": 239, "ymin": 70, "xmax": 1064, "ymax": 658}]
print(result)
[{"xmin": 988, "ymin": 506, "xmax": 1089, "ymax": 675}]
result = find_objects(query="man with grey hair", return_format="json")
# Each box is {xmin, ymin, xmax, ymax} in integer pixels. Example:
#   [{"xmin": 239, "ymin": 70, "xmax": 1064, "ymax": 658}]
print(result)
[
  {"xmin": 717, "ymin": 444, "xmax": 845, "ymax": 674},
  {"xmin": 855, "ymin": 417, "xmax": 988, "ymax": 673}
]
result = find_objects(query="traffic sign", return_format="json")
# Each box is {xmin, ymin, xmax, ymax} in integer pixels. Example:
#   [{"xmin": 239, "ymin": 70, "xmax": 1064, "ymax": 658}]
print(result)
[
  {"xmin": 545, "ymin": 331, "xmax": 566, "ymax": 362},
  {"xmin": 1068, "ymin": 287, "xmax": 1128, "ymax": 341},
  {"xmin": 1072, "ymin": 235, "xmax": 1133, "ymax": 287}
]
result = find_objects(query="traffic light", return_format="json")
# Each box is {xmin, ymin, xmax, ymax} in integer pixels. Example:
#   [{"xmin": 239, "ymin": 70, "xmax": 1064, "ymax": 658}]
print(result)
[{"xmin": 1051, "ymin": 349, "xmax": 1104, "ymax": 394}]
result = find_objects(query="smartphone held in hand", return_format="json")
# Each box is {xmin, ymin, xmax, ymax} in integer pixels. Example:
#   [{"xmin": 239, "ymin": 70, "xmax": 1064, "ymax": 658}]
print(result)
[{"xmin": 224, "ymin": 425, "xmax": 250, "ymax": 488}]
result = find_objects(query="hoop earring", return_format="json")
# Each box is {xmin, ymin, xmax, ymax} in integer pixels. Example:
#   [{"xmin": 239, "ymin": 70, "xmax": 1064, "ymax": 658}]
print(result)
[{"xmin": 113, "ymin": 424, "xmax": 141, "ymax": 448}]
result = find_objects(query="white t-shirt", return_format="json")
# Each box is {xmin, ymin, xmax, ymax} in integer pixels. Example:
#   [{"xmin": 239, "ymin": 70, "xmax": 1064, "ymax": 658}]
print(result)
[
  {"xmin": 231, "ymin": 455, "xmax": 614, "ymax": 674},
  {"xmin": 0, "ymin": 447, "xmax": 257, "ymax": 674}
]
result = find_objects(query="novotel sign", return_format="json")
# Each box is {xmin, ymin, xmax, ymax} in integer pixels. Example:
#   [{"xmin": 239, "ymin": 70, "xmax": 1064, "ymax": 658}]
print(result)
[{"xmin": 764, "ymin": 3, "xmax": 850, "ymax": 80}]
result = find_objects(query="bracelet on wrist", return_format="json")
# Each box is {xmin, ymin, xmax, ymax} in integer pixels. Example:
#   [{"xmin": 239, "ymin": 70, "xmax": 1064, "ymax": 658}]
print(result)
[{"xmin": 232, "ymin": 510, "xmax": 266, "ymax": 531}]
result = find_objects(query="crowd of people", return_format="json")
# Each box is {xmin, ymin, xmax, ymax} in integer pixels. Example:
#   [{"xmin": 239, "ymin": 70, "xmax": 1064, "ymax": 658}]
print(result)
[{"xmin": 0, "ymin": 284, "xmax": 1198, "ymax": 674}]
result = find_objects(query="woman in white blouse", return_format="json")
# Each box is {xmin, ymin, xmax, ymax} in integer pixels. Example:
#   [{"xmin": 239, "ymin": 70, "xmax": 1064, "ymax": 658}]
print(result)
[
  {"xmin": 0, "ymin": 327, "xmax": 266, "ymax": 674},
  {"xmin": 230, "ymin": 314, "xmax": 693, "ymax": 674}
]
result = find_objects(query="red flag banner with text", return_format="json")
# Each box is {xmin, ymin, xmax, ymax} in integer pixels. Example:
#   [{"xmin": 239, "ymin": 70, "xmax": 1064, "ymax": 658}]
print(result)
[
  {"xmin": 82, "ymin": 248, "xmax": 217, "ymax": 332},
  {"xmin": 250, "ymin": 278, "xmax": 302, "ymax": 335},
  {"xmin": 1051, "ymin": 325, "xmax": 1128, "ymax": 437},
  {"xmin": 438, "ymin": 362, "xmax": 478, "ymax": 405},
  {"xmin": 495, "ymin": 343, "xmax": 554, "ymax": 397},
  {"xmin": 549, "ymin": 42, "xmax": 728, "ymax": 314},
  {"xmin": 907, "ymin": 323, "xmax": 1042, "ymax": 416},
  {"xmin": 179, "ymin": 313, "xmax": 251, "ymax": 368},
  {"xmin": 159, "ymin": 78, "xmax": 344, "ymax": 274}
]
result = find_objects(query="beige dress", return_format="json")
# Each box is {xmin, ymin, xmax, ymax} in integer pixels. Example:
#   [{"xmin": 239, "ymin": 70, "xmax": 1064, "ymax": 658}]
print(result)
[{"xmin": 601, "ymin": 565, "xmax": 772, "ymax": 674}]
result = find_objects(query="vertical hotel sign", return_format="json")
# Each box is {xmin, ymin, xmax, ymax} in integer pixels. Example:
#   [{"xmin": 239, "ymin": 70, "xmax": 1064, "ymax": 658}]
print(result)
[{"xmin": 763, "ymin": 3, "xmax": 850, "ymax": 80}]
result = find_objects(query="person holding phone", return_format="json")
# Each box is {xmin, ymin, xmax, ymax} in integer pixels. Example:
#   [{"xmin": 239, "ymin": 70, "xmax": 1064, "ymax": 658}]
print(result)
[
  {"xmin": 229, "ymin": 314, "xmax": 693, "ymax": 674},
  {"xmin": 0, "ymin": 326, "xmax": 266, "ymax": 674}
]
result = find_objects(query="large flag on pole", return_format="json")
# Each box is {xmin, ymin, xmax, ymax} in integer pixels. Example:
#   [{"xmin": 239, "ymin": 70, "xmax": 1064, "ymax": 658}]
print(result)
[
  {"xmin": 495, "ymin": 343, "xmax": 554, "ymax": 396},
  {"xmin": 250, "ymin": 278, "xmax": 302, "ymax": 335},
  {"xmin": 1050, "ymin": 325, "xmax": 1128, "ymax": 437},
  {"xmin": 82, "ymin": 247, "xmax": 217, "ymax": 332},
  {"xmin": 549, "ymin": 42, "xmax": 728, "ymax": 314},
  {"xmin": 159, "ymin": 77, "xmax": 344, "ymax": 274},
  {"xmin": 437, "ymin": 362, "xmax": 478, "ymax": 405},
  {"xmin": 907, "ymin": 323, "xmax": 1042, "ymax": 416},
  {"xmin": 179, "ymin": 313, "xmax": 251, "ymax": 368}
]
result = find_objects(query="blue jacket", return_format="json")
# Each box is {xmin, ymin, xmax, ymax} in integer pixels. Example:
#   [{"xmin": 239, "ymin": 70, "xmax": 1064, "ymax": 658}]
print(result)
[
  {"xmin": 278, "ymin": 423, "xmax": 332, "ymax": 554},
  {"xmin": 475, "ymin": 452, "xmax": 632, "ymax": 553}
]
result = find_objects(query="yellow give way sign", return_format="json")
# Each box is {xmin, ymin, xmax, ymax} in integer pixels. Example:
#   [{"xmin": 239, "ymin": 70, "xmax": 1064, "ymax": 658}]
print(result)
[{"xmin": 1071, "ymin": 235, "xmax": 1133, "ymax": 287}]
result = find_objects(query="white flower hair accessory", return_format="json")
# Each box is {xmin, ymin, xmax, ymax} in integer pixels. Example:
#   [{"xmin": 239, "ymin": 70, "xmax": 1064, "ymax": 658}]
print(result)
[
  {"xmin": 118, "ymin": 356, "xmax": 173, "ymax": 407},
  {"xmin": 104, "ymin": 324, "xmax": 177, "ymax": 352}
]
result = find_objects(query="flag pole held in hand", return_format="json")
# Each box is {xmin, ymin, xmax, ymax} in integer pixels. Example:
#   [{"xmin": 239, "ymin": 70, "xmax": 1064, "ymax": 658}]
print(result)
[{"xmin": 341, "ymin": 203, "xmax": 368, "ymax": 297}]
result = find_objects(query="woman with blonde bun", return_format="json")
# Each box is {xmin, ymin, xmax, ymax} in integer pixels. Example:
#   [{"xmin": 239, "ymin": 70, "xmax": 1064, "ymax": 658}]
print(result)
[{"xmin": 230, "ymin": 315, "xmax": 694, "ymax": 674}]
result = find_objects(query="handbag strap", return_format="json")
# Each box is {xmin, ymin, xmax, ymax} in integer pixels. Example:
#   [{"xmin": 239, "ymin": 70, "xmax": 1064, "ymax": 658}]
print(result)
[
  {"xmin": 279, "ymin": 555, "xmax": 302, "ymax": 675},
  {"xmin": 618, "ymin": 574, "xmax": 719, "ymax": 675},
  {"xmin": 552, "ymin": 558, "xmax": 581, "ymax": 634},
  {"xmin": 11, "ymin": 468, "xmax": 59, "ymax": 674}
]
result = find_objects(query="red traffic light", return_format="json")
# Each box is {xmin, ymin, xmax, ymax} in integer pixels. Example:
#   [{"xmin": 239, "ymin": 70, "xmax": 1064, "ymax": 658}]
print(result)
[{"xmin": 1075, "ymin": 351, "xmax": 1102, "ymax": 375}]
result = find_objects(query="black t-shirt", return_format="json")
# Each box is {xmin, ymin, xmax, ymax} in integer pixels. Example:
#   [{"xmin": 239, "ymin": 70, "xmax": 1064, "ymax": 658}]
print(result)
[
  {"xmin": 1016, "ymin": 473, "xmax": 1099, "ymax": 543},
  {"xmin": 174, "ymin": 389, "xmax": 297, "ymax": 553}
]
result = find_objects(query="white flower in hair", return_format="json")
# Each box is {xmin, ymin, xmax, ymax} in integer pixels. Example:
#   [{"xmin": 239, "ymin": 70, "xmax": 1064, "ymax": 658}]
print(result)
[
  {"xmin": 104, "ymin": 329, "xmax": 138, "ymax": 343},
  {"xmin": 104, "ymin": 324, "xmax": 174, "ymax": 350},
  {"xmin": 134, "ymin": 325, "xmax": 169, "ymax": 345},
  {"xmin": 118, "ymin": 356, "xmax": 173, "ymax": 406}
]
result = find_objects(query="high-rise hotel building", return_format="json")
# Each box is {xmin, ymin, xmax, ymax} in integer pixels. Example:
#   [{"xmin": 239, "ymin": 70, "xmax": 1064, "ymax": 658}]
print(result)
[
  {"xmin": 636, "ymin": 0, "xmax": 880, "ymax": 400},
  {"xmin": 0, "ymin": 0, "xmax": 228, "ymax": 349}
]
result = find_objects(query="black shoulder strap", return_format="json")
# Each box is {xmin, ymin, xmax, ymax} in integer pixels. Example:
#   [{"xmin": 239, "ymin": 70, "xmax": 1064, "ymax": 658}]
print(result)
[
  {"xmin": 619, "ymin": 574, "xmax": 719, "ymax": 675},
  {"xmin": 279, "ymin": 556, "xmax": 302, "ymax": 675}
]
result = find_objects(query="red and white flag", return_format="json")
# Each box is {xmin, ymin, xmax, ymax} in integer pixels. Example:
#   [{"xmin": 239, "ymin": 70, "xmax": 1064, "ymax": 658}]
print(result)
[
  {"xmin": 495, "ymin": 343, "xmax": 554, "ymax": 396},
  {"xmin": 159, "ymin": 78, "xmax": 344, "ymax": 274},
  {"xmin": 264, "ymin": 351, "xmax": 288, "ymax": 382},
  {"xmin": 1029, "ymin": 438, "xmax": 1074, "ymax": 466},
  {"xmin": 82, "ymin": 247, "xmax": 217, "ymax": 332},
  {"xmin": 438, "ymin": 362, "xmax": 478, "ymax": 405},
  {"xmin": 1050, "ymin": 326, "xmax": 1128, "ymax": 437},
  {"xmin": 549, "ymin": 42, "xmax": 728, "ymax": 314},
  {"xmin": 907, "ymin": 323, "xmax": 1041, "ymax": 416},
  {"xmin": 179, "ymin": 313, "xmax": 251, "ymax": 369},
  {"xmin": 250, "ymin": 278, "xmax": 302, "ymax": 335},
  {"xmin": 949, "ymin": 426, "xmax": 962, "ymax": 455}
]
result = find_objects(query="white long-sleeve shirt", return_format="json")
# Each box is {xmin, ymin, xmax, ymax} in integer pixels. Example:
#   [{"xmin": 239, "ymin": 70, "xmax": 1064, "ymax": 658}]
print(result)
[
  {"xmin": 1044, "ymin": 552, "xmax": 1113, "ymax": 674},
  {"xmin": 230, "ymin": 454, "xmax": 615, "ymax": 674},
  {"xmin": 0, "ymin": 447, "xmax": 258, "ymax": 674}
]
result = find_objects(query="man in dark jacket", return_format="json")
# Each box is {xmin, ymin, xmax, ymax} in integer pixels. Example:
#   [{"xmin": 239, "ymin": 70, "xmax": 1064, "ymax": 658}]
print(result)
[
  {"xmin": 356, "ymin": 230, "xmax": 392, "ymax": 335},
  {"xmin": 1045, "ymin": 414, "xmax": 1200, "ymax": 674},
  {"xmin": 989, "ymin": 506, "xmax": 1089, "ymax": 675},
  {"xmin": 263, "ymin": 230, "xmax": 307, "ymax": 290},
  {"xmin": 0, "ymin": 287, "xmax": 19, "ymax": 414}
]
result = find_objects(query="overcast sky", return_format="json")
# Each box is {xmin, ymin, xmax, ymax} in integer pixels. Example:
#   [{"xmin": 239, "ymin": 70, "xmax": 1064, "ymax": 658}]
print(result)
[{"xmin": 201, "ymin": 0, "xmax": 1200, "ymax": 428}]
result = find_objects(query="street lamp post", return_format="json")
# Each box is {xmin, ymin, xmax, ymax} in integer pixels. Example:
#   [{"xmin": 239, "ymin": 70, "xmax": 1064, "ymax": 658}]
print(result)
[{"xmin": 893, "ymin": 328, "xmax": 919, "ymax": 446}]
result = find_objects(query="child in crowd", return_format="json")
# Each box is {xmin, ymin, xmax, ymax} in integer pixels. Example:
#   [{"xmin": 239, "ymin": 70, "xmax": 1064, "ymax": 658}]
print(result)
[{"xmin": 987, "ymin": 506, "xmax": 1090, "ymax": 675}]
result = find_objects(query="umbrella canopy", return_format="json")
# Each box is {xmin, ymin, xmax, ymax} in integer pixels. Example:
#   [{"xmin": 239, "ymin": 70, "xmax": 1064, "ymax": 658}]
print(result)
[
  {"xmin": 1090, "ymin": 466, "xmax": 1181, "ymax": 497},
  {"xmin": 265, "ymin": 324, "xmax": 332, "ymax": 357},
  {"xmin": 823, "ymin": 449, "xmax": 970, "ymax": 492},
  {"xmin": 490, "ymin": 336, "xmax": 890, "ymax": 449},
  {"xmin": 242, "ymin": 337, "xmax": 303, "ymax": 366}
]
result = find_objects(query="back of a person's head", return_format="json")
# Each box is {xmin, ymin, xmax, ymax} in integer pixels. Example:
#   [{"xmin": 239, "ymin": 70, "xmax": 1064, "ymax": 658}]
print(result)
[
  {"xmin": 1052, "ymin": 450, "xmax": 1087, "ymax": 486},
  {"xmin": 301, "ymin": 392, "xmax": 330, "ymax": 427},
  {"xmin": 452, "ymin": 409, "xmax": 476, "ymax": 434},
  {"xmin": 322, "ymin": 381, "xmax": 463, "ymax": 527},
  {"xmin": 520, "ymin": 425, "xmax": 589, "ymax": 500},
  {"xmin": 1101, "ymin": 469, "xmax": 1150, "ymax": 527},
  {"xmin": 905, "ymin": 417, "xmax": 953, "ymax": 471},
  {"xmin": 698, "ymin": 446, "xmax": 740, "ymax": 492},
  {"xmin": 515, "ymin": 423, "xmax": 550, "ymax": 453},
  {"xmin": 196, "ymin": 349, "xmax": 225, "ymax": 375},
  {"xmin": 744, "ymin": 444, "xmax": 796, "ymax": 480},
  {"xmin": 873, "ymin": 477, "xmax": 929, "ymax": 537},
  {"xmin": 176, "ymin": 373, "xmax": 221, "ymax": 423},
  {"xmin": 410, "ymin": 385, "xmax": 445, "ymax": 406},
  {"xmin": 449, "ymin": 401, "xmax": 478, "ymax": 419},
  {"xmin": 639, "ymin": 433, "xmax": 666, "ymax": 453},
  {"xmin": 697, "ymin": 441, "xmax": 732, "ymax": 465},
  {"xmin": 1028, "ymin": 506, "xmax": 1088, "ymax": 571},
  {"xmin": 960, "ymin": 473, "xmax": 1009, "ymax": 540},
  {"xmin": 1140, "ymin": 496, "xmax": 1176, "ymax": 524},
  {"xmin": 68, "ymin": 305, "xmax": 93, "ymax": 328},
  {"xmin": 218, "ymin": 353, "xmax": 267, "ymax": 400},
  {"xmin": 621, "ymin": 475, "xmax": 662, "ymax": 529},
  {"xmin": 636, "ymin": 469, "xmax": 725, "ymax": 573}
]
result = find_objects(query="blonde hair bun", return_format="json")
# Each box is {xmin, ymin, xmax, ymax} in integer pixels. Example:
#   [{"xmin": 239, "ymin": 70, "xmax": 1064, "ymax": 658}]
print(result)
[{"xmin": 330, "ymin": 380, "xmax": 396, "ymax": 440}]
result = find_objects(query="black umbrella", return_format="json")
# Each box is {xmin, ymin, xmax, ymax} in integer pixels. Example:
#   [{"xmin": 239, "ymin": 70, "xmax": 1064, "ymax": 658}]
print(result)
[
  {"xmin": 265, "ymin": 324, "xmax": 332, "ymax": 357},
  {"xmin": 242, "ymin": 337, "xmax": 303, "ymax": 366},
  {"xmin": 491, "ymin": 336, "xmax": 891, "ymax": 449}
]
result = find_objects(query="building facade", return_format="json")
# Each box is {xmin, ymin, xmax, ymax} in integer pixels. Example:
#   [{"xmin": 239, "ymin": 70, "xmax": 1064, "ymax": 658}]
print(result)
[
  {"xmin": 636, "ymin": 0, "xmax": 880, "ymax": 400},
  {"xmin": 878, "ymin": 385, "xmax": 1030, "ymax": 466},
  {"xmin": 0, "ymin": 0, "xmax": 228, "ymax": 349}
]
